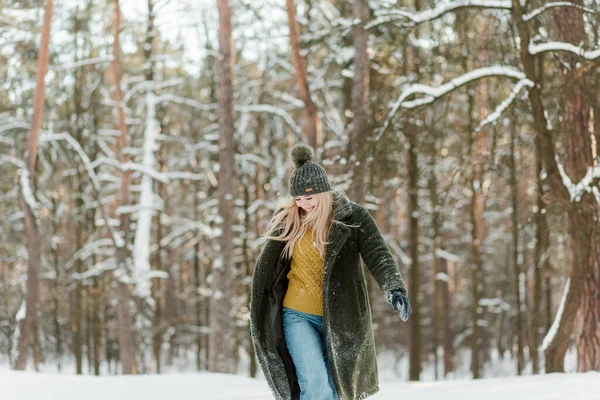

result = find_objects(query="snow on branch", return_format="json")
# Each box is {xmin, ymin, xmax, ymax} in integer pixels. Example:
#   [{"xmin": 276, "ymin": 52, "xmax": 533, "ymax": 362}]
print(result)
[
  {"xmin": 163, "ymin": 171, "xmax": 208, "ymax": 181},
  {"xmin": 159, "ymin": 220, "xmax": 215, "ymax": 248},
  {"xmin": 39, "ymin": 132, "xmax": 124, "ymax": 248},
  {"xmin": 377, "ymin": 65, "xmax": 526, "ymax": 139},
  {"xmin": 542, "ymin": 278, "xmax": 570, "ymax": 351},
  {"xmin": 477, "ymin": 78, "xmax": 533, "ymax": 131},
  {"xmin": 157, "ymin": 94, "xmax": 218, "ymax": 111},
  {"xmin": 1, "ymin": 155, "xmax": 40, "ymax": 215},
  {"xmin": 366, "ymin": 0, "xmax": 512, "ymax": 29},
  {"xmin": 529, "ymin": 42, "xmax": 600, "ymax": 60},
  {"xmin": 72, "ymin": 258, "xmax": 117, "ymax": 281},
  {"xmin": 523, "ymin": 2, "xmax": 598, "ymax": 22},
  {"xmin": 91, "ymin": 157, "xmax": 169, "ymax": 183},
  {"xmin": 555, "ymin": 156, "xmax": 600, "ymax": 205},
  {"xmin": 50, "ymin": 56, "xmax": 114, "ymax": 72},
  {"xmin": 237, "ymin": 153, "xmax": 271, "ymax": 168},
  {"xmin": 158, "ymin": 94, "xmax": 301, "ymax": 135},
  {"xmin": 90, "ymin": 157, "xmax": 209, "ymax": 183},
  {"xmin": 237, "ymin": 104, "xmax": 301, "ymax": 135},
  {"xmin": 0, "ymin": 120, "xmax": 29, "ymax": 134},
  {"xmin": 20, "ymin": 169, "xmax": 39, "ymax": 215},
  {"xmin": 0, "ymin": 155, "xmax": 25, "ymax": 169}
]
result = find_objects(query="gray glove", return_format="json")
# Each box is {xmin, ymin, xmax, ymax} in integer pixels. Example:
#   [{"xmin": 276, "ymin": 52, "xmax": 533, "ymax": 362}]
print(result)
[{"xmin": 388, "ymin": 290, "xmax": 411, "ymax": 321}]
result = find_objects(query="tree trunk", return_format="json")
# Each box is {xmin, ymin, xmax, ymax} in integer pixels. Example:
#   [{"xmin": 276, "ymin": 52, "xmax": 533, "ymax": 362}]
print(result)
[
  {"xmin": 511, "ymin": 0, "xmax": 599, "ymax": 373},
  {"xmin": 133, "ymin": 0, "xmax": 158, "ymax": 303},
  {"xmin": 429, "ymin": 148, "xmax": 454, "ymax": 378},
  {"xmin": 430, "ymin": 158, "xmax": 440, "ymax": 380},
  {"xmin": 152, "ymin": 125, "xmax": 167, "ymax": 374},
  {"xmin": 468, "ymin": 86, "xmax": 485, "ymax": 379},
  {"xmin": 441, "ymin": 258, "xmax": 454, "ymax": 376},
  {"xmin": 15, "ymin": 0, "xmax": 53, "ymax": 371},
  {"xmin": 510, "ymin": 1, "xmax": 571, "ymax": 373},
  {"xmin": 576, "ymin": 242, "xmax": 600, "ymax": 371},
  {"xmin": 509, "ymin": 114, "xmax": 525, "ymax": 374},
  {"xmin": 349, "ymin": 0, "xmax": 370, "ymax": 205},
  {"xmin": 531, "ymin": 134, "xmax": 550, "ymax": 374},
  {"xmin": 552, "ymin": 2, "xmax": 600, "ymax": 373},
  {"xmin": 286, "ymin": 0, "xmax": 320, "ymax": 148},
  {"xmin": 407, "ymin": 131, "xmax": 421, "ymax": 381},
  {"xmin": 112, "ymin": 0, "xmax": 136, "ymax": 375},
  {"xmin": 210, "ymin": 0, "xmax": 237, "ymax": 373}
]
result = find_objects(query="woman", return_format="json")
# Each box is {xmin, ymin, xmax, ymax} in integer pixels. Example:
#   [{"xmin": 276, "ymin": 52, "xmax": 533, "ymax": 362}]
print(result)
[{"xmin": 250, "ymin": 144, "xmax": 411, "ymax": 400}]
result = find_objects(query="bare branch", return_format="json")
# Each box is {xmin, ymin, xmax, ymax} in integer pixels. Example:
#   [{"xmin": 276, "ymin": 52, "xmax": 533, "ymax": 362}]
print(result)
[
  {"xmin": 529, "ymin": 42, "xmax": 600, "ymax": 60},
  {"xmin": 377, "ymin": 65, "xmax": 526, "ymax": 139},
  {"xmin": 91, "ymin": 157, "xmax": 170, "ymax": 183},
  {"xmin": 477, "ymin": 79, "xmax": 534, "ymax": 131},
  {"xmin": 523, "ymin": 2, "xmax": 598, "ymax": 22},
  {"xmin": 39, "ymin": 133, "xmax": 124, "ymax": 249},
  {"xmin": 49, "ymin": 56, "xmax": 114, "ymax": 72},
  {"xmin": 366, "ymin": 0, "xmax": 512, "ymax": 29}
]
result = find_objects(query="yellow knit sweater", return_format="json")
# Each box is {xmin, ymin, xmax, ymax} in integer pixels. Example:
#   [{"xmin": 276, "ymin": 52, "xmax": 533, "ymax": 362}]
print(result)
[{"xmin": 283, "ymin": 227, "xmax": 325, "ymax": 316}]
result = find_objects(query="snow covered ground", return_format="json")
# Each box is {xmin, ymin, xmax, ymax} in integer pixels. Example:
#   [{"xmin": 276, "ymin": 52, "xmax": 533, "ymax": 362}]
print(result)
[{"xmin": 2, "ymin": 370, "xmax": 599, "ymax": 400}]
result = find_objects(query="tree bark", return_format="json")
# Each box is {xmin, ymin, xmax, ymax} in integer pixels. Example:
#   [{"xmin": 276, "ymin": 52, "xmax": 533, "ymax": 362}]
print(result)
[
  {"xmin": 469, "ymin": 87, "xmax": 485, "ymax": 380},
  {"xmin": 510, "ymin": 114, "xmax": 525, "ymax": 375},
  {"xmin": 407, "ymin": 131, "xmax": 421, "ymax": 381},
  {"xmin": 112, "ymin": 0, "xmax": 137, "ymax": 375},
  {"xmin": 510, "ymin": 1, "xmax": 570, "ymax": 373},
  {"xmin": 440, "ymin": 258, "xmax": 454, "ymax": 376},
  {"xmin": 15, "ymin": 0, "xmax": 53, "ymax": 371},
  {"xmin": 552, "ymin": 1, "xmax": 600, "ymax": 373},
  {"xmin": 286, "ymin": 0, "xmax": 320, "ymax": 149},
  {"xmin": 133, "ymin": 0, "xmax": 158, "ymax": 303},
  {"xmin": 429, "ymin": 148, "xmax": 454, "ymax": 378},
  {"xmin": 349, "ymin": 0, "xmax": 370, "ymax": 205},
  {"xmin": 210, "ymin": 0, "xmax": 237, "ymax": 373},
  {"xmin": 511, "ymin": 0, "xmax": 597, "ymax": 373},
  {"xmin": 531, "ymin": 132, "xmax": 551, "ymax": 374}
]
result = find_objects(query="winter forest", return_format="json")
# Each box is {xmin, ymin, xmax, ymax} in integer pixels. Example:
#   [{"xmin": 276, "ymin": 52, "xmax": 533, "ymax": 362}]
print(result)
[{"xmin": 1, "ymin": 0, "xmax": 600, "ymax": 393}]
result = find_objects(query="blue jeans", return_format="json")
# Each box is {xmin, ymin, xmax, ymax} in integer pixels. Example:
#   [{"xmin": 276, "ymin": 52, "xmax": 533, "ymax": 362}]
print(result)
[{"xmin": 282, "ymin": 307, "xmax": 338, "ymax": 400}]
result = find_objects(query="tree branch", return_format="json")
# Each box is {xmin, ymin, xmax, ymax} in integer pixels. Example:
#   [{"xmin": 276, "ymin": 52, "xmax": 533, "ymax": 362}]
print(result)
[
  {"xmin": 367, "ymin": 0, "xmax": 512, "ymax": 29},
  {"xmin": 377, "ymin": 65, "xmax": 527, "ymax": 139},
  {"xmin": 529, "ymin": 42, "xmax": 600, "ymax": 60},
  {"xmin": 477, "ymin": 78, "xmax": 534, "ymax": 131},
  {"xmin": 523, "ymin": 2, "xmax": 598, "ymax": 22}
]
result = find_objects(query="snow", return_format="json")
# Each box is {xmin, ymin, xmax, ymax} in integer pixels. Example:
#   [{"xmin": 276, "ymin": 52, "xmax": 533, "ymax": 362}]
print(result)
[
  {"xmin": 20, "ymin": 168, "xmax": 39, "ymax": 214},
  {"xmin": 435, "ymin": 248, "xmax": 462, "ymax": 262},
  {"xmin": 523, "ymin": 2, "xmax": 598, "ymax": 22},
  {"xmin": 50, "ymin": 56, "xmax": 113, "ymax": 72},
  {"xmin": 1, "ymin": 370, "xmax": 600, "ymax": 400},
  {"xmin": 435, "ymin": 272, "xmax": 449, "ymax": 282},
  {"xmin": 377, "ymin": 65, "xmax": 527, "ymax": 139},
  {"xmin": 553, "ymin": 156, "xmax": 600, "ymax": 203},
  {"xmin": 367, "ymin": 1, "xmax": 512, "ymax": 29},
  {"xmin": 477, "ymin": 79, "xmax": 533, "ymax": 131},
  {"xmin": 133, "ymin": 90, "xmax": 159, "ymax": 301},
  {"xmin": 529, "ymin": 42, "xmax": 600, "ymax": 61},
  {"xmin": 39, "ymin": 133, "xmax": 124, "ymax": 249},
  {"xmin": 542, "ymin": 278, "xmax": 570, "ymax": 351}
]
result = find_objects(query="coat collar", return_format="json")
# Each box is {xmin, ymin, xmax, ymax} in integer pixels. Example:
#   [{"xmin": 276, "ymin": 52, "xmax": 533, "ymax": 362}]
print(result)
[
  {"xmin": 331, "ymin": 190, "xmax": 353, "ymax": 222},
  {"xmin": 323, "ymin": 190, "xmax": 353, "ymax": 284}
]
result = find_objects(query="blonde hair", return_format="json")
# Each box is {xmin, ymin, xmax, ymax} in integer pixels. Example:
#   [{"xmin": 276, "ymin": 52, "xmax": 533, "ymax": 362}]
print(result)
[{"xmin": 264, "ymin": 191, "xmax": 333, "ymax": 259}]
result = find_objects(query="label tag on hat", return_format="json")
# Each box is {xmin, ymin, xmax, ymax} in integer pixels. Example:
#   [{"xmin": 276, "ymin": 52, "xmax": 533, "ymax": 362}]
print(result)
[{"xmin": 305, "ymin": 188, "xmax": 313, "ymax": 193}]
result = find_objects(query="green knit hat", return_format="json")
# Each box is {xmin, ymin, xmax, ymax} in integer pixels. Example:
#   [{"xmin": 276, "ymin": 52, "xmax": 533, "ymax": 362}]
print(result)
[{"xmin": 289, "ymin": 144, "xmax": 331, "ymax": 197}]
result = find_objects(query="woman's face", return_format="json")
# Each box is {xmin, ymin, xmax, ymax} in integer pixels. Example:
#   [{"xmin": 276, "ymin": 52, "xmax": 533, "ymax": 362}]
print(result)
[{"xmin": 294, "ymin": 195, "xmax": 318, "ymax": 213}]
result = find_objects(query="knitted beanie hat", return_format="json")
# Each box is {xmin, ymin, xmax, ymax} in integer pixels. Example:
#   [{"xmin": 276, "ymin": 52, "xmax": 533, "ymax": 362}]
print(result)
[{"xmin": 289, "ymin": 144, "xmax": 331, "ymax": 197}]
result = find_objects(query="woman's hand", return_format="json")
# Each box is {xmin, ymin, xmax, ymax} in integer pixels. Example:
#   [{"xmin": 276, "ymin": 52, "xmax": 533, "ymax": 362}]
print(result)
[{"xmin": 388, "ymin": 290, "xmax": 411, "ymax": 321}]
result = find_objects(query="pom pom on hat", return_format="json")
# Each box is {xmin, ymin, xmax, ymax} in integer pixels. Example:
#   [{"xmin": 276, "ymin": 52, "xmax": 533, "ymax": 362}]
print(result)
[
  {"xmin": 288, "ymin": 144, "xmax": 331, "ymax": 197},
  {"xmin": 290, "ymin": 144, "xmax": 314, "ymax": 168}
]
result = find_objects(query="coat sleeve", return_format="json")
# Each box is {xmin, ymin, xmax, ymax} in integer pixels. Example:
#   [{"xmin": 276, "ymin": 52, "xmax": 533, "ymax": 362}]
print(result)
[{"xmin": 356, "ymin": 205, "xmax": 407, "ymax": 298}]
